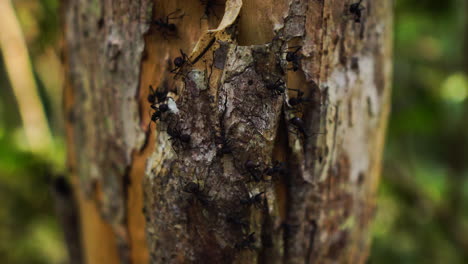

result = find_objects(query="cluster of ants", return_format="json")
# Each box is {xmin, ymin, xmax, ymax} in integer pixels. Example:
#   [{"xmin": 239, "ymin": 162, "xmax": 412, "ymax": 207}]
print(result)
[
  {"xmin": 148, "ymin": 79, "xmax": 288, "ymax": 248},
  {"xmin": 180, "ymin": 161, "xmax": 288, "ymax": 250},
  {"xmin": 148, "ymin": 80, "xmax": 289, "ymax": 250},
  {"xmin": 145, "ymin": 31, "xmax": 310, "ymax": 254},
  {"xmin": 148, "ymin": 85, "xmax": 191, "ymax": 149},
  {"xmin": 145, "ymin": 0, "xmax": 366, "ymax": 251}
]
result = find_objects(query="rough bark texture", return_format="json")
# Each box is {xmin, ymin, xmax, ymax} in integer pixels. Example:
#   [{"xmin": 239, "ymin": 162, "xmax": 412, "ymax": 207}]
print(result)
[{"xmin": 63, "ymin": 0, "xmax": 392, "ymax": 263}]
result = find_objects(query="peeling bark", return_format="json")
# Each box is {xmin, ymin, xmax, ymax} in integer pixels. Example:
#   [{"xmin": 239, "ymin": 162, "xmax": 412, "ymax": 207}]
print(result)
[{"xmin": 63, "ymin": 0, "xmax": 392, "ymax": 263}]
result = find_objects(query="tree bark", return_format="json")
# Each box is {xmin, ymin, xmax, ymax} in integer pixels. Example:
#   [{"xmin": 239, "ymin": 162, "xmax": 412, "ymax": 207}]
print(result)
[{"xmin": 63, "ymin": 0, "xmax": 392, "ymax": 263}]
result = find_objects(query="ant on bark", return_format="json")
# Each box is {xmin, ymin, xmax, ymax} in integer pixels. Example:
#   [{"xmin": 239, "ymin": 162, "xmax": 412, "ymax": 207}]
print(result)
[
  {"xmin": 148, "ymin": 85, "xmax": 174, "ymax": 124},
  {"xmin": 349, "ymin": 0, "xmax": 365, "ymax": 23},
  {"xmin": 280, "ymin": 222, "xmax": 300, "ymax": 239},
  {"xmin": 235, "ymin": 232, "xmax": 256, "ymax": 250},
  {"xmin": 243, "ymin": 160, "xmax": 263, "ymax": 182},
  {"xmin": 149, "ymin": 9, "xmax": 186, "ymax": 39},
  {"xmin": 240, "ymin": 192, "xmax": 265, "ymax": 208},
  {"xmin": 289, "ymin": 117, "xmax": 308, "ymax": 138},
  {"xmin": 266, "ymin": 79, "xmax": 286, "ymax": 96},
  {"xmin": 147, "ymin": 85, "xmax": 168, "ymax": 105},
  {"xmin": 171, "ymin": 49, "xmax": 191, "ymax": 76},
  {"xmin": 287, "ymin": 88, "xmax": 311, "ymax": 112},
  {"xmin": 289, "ymin": 117, "xmax": 325, "ymax": 139},
  {"xmin": 215, "ymin": 132, "xmax": 233, "ymax": 156},
  {"xmin": 183, "ymin": 181, "xmax": 210, "ymax": 206},
  {"xmin": 263, "ymin": 161, "xmax": 287, "ymax": 180},
  {"xmin": 150, "ymin": 104, "xmax": 169, "ymax": 123},
  {"xmin": 200, "ymin": 0, "xmax": 223, "ymax": 21},
  {"xmin": 226, "ymin": 214, "xmax": 249, "ymax": 229},
  {"xmin": 167, "ymin": 125, "xmax": 191, "ymax": 150}
]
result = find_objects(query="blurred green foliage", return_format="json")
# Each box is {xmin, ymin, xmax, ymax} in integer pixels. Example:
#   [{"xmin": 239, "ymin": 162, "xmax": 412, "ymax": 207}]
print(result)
[
  {"xmin": 370, "ymin": 0, "xmax": 468, "ymax": 263},
  {"xmin": 1, "ymin": 0, "xmax": 468, "ymax": 263},
  {"xmin": 0, "ymin": 136, "xmax": 65, "ymax": 263},
  {"xmin": 0, "ymin": 0, "xmax": 65, "ymax": 263}
]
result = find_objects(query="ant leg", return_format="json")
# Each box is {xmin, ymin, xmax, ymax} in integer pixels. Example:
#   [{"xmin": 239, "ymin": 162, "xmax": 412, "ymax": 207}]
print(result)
[
  {"xmin": 288, "ymin": 127, "xmax": 298, "ymax": 136},
  {"xmin": 170, "ymin": 66, "xmax": 180, "ymax": 73},
  {"xmin": 149, "ymin": 85, "xmax": 157, "ymax": 95},
  {"xmin": 287, "ymin": 88, "xmax": 302, "ymax": 94},
  {"xmin": 287, "ymin": 106, "xmax": 302, "ymax": 114},
  {"xmin": 161, "ymin": 31, "xmax": 169, "ymax": 40},
  {"xmin": 199, "ymin": 13, "xmax": 211, "ymax": 29},
  {"xmin": 167, "ymin": 31, "xmax": 179, "ymax": 39},
  {"xmin": 168, "ymin": 13, "xmax": 186, "ymax": 21},
  {"xmin": 288, "ymin": 127, "xmax": 308, "ymax": 139},
  {"xmin": 210, "ymin": 7, "xmax": 220, "ymax": 20},
  {"xmin": 147, "ymin": 120, "xmax": 153, "ymax": 132},
  {"xmin": 181, "ymin": 50, "xmax": 192, "ymax": 64},
  {"xmin": 153, "ymin": 23, "xmax": 163, "ymax": 33},
  {"xmin": 147, "ymin": 109, "xmax": 159, "ymax": 128},
  {"xmin": 168, "ymin": 138, "xmax": 180, "ymax": 155},
  {"xmin": 166, "ymin": 9, "xmax": 184, "ymax": 19},
  {"xmin": 199, "ymin": 16, "xmax": 205, "ymax": 29},
  {"xmin": 289, "ymin": 46, "xmax": 302, "ymax": 53}
]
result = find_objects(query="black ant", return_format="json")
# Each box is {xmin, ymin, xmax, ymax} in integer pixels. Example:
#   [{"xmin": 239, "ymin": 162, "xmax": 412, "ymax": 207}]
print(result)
[
  {"xmin": 148, "ymin": 9, "xmax": 186, "ymax": 39},
  {"xmin": 150, "ymin": 103, "xmax": 170, "ymax": 122},
  {"xmin": 280, "ymin": 222, "xmax": 300, "ymax": 239},
  {"xmin": 167, "ymin": 125, "xmax": 191, "ymax": 149},
  {"xmin": 148, "ymin": 84, "xmax": 171, "ymax": 124},
  {"xmin": 219, "ymin": 139, "xmax": 233, "ymax": 155},
  {"xmin": 263, "ymin": 161, "xmax": 287, "ymax": 180},
  {"xmin": 287, "ymin": 88, "xmax": 311, "ymax": 112},
  {"xmin": 266, "ymin": 79, "xmax": 286, "ymax": 96},
  {"xmin": 183, "ymin": 181, "xmax": 210, "ymax": 206},
  {"xmin": 226, "ymin": 214, "xmax": 249, "ymax": 229},
  {"xmin": 171, "ymin": 49, "xmax": 191, "ymax": 74},
  {"xmin": 200, "ymin": 0, "xmax": 223, "ymax": 21},
  {"xmin": 243, "ymin": 160, "xmax": 263, "ymax": 182},
  {"xmin": 349, "ymin": 0, "xmax": 365, "ymax": 23},
  {"xmin": 215, "ymin": 132, "xmax": 233, "ymax": 156},
  {"xmin": 235, "ymin": 232, "xmax": 256, "ymax": 250},
  {"xmin": 149, "ymin": 111, "xmax": 162, "ymax": 124},
  {"xmin": 150, "ymin": 103, "xmax": 169, "ymax": 112},
  {"xmin": 150, "ymin": 109, "xmax": 162, "ymax": 123},
  {"xmin": 147, "ymin": 85, "xmax": 168, "ymax": 105},
  {"xmin": 289, "ymin": 117, "xmax": 308, "ymax": 138},
  {"xmin": 240, "ymin": 192, "xmax": 265, "ymax": 208},
  {"xmin": 286, "ymin": 46, "xmax": 302, "ymax": 71}
]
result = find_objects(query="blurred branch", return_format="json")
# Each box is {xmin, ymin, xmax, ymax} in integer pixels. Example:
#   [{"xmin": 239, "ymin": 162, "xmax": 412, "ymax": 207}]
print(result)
[{"xmin": 0, "ymin": 0, "xmax": 53, "ymax": 152}]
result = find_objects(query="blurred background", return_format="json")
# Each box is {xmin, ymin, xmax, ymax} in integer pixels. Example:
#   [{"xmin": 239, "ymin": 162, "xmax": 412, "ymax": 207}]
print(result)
[{"xmin": 0, "ymin": 0, "xmax": 467, "ymax": 263}]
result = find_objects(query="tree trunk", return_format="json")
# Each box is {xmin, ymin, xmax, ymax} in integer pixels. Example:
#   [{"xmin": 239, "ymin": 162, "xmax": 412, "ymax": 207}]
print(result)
[{"xmin": 62, "ymin": 0, "xmax": 392, "ymax": 263}]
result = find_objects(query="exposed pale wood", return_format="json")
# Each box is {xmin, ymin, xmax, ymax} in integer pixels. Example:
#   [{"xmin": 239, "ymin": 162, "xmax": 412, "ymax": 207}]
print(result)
[{"xmin": 78, "ymin": 187, "xmax": 121, "ymax": 264}]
